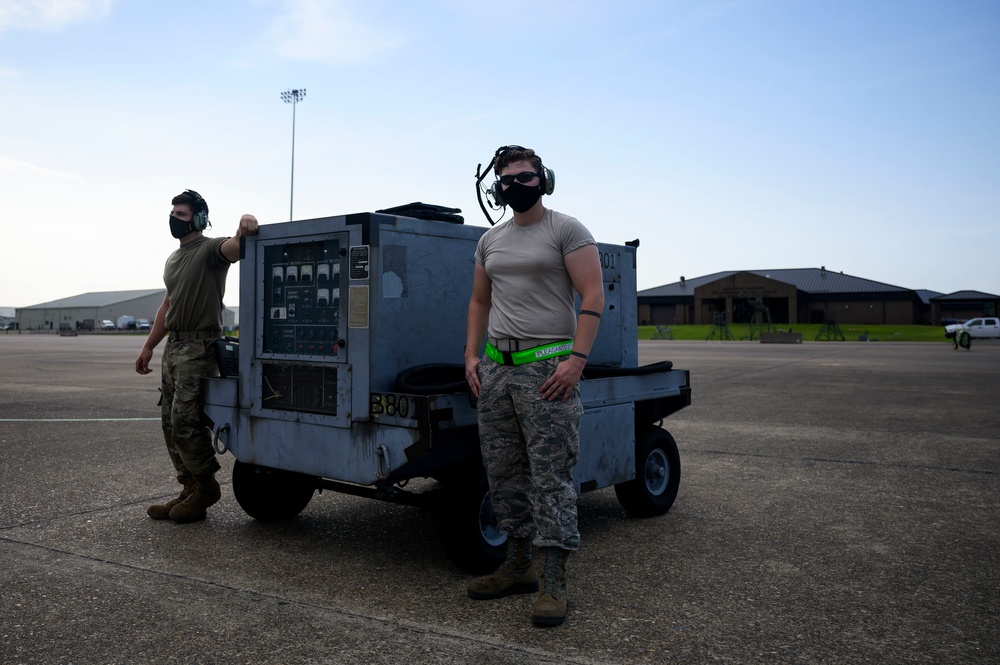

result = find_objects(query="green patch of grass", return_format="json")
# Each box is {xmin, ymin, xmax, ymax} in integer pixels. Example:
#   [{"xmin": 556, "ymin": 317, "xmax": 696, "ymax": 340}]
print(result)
[{"xmin": 640, "ymin": 323, "xmax": 949, "ymax": 343}]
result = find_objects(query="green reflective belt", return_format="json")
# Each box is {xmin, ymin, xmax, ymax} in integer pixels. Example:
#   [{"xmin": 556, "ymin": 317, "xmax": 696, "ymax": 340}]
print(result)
[{"xmin": 485, "ymin": 340, "xmax": 573, "ymax": 366}]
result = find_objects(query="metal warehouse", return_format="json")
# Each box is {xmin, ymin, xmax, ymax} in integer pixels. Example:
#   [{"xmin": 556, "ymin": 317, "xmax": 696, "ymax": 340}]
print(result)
[{"xmin": 13, "ymin": 290, "xmax": 241, "ymax": 332}]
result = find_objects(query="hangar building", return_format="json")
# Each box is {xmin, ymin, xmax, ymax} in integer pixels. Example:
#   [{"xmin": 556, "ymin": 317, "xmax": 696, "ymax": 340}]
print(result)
[
  {"xmin": 638, "ymin": 268, "xmax": 999, "ymax": 327},
  {"xmin": 930, "ymin": 291, "xmax": 1000, "ymax": 324},
  {"xmin": 16, "ymin": 290, "xmax": 166, "ymax": 331},
  {"xmin": 15, "ymin": 290, "xmax": 240, "ymax": 332}
]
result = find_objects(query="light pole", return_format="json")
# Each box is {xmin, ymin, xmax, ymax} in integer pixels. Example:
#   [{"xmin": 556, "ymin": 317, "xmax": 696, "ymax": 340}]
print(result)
[{"xmin": 281, "ymin": 88, "xmax": 306, "ymax": 221}]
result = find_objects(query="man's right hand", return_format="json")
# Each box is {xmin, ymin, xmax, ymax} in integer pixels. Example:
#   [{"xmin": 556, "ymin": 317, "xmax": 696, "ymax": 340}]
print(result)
[
  {"xmin": 465, "ymin": 356, "xmax": 481, "ymax": 398},
  {"xmin": 135, "ymin": 347, "xmax": 153, "ymax": 375}
]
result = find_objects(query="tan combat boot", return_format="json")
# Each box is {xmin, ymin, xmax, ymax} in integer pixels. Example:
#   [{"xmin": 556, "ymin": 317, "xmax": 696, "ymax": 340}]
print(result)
[
  {"xmin": 531, "ymin": 547, "xmax": 571, "ymax": 627},
  {"xmin": 467, "ymin": 537, "xmax": 539, "ymax": 600},
  {"xmin": 147, "ymin": 474, "xmax": 196, "ymax": 520},
  {"xmin": 168, "ymin": 473, "xmax": 222, "ymax": 523}
]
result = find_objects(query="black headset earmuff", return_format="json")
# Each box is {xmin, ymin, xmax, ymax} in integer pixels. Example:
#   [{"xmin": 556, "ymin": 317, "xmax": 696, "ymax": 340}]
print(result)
[
  {"xmin": 490, "ymin": 146, "xmax": 555, "ymax": 206},
  {"xmin": 490, "ymin": 181, "xmax": 506, "ymax": 207},
  {"xmin": 184, "ymin": 189, "xmax": 210, "ymax": 231}
]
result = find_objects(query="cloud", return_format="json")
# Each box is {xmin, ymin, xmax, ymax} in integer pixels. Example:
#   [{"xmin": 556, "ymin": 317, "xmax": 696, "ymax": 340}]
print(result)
[
  {"xmin": 0, "ymin": 0, "xmax": 113, "ymax": 34},
  {"xmin": 270, "ymin": 0, "xmax": 401, "ymax": 65},
  {"xmin": 0, "ymin": 155, "xmax": 84, "ymax": 181}
]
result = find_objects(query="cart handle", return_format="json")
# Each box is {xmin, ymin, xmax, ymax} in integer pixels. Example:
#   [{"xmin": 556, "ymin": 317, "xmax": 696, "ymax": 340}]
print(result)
[
  {"xmin": 375, "ymin": 444, "xmax": 391, "ymax": 479},
  {"xmin": 213, "ymin": 424, "xmax": 231, "ymax": 455}
]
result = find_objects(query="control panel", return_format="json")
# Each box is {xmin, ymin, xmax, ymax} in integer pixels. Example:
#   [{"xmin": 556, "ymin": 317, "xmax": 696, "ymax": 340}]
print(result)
[{"xmin": 262, "ymin": 236, "xmax": 347, "ymax": 357}]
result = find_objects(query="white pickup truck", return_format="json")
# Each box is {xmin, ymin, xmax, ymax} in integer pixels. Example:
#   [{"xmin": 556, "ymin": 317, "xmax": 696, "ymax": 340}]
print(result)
[{"xmin": 945, "ymin": 317, "xmax": 1000, "ymax": 343}]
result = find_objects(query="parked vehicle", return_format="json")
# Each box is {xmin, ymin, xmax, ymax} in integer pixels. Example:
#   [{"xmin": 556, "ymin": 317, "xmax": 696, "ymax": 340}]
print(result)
[
  {"xmin": 117, "ymin": 315, "xmax": 136, "ymax": 330},
  {"xmin": 961, "ymin": 317, "xmax": 1000, "ymax": 339},
  {"xmin": 945, "ymin": 317, "xmax": 1000, "ymax": 340},
  {"xmin": 101, "ymin": 320, "xmax": 116, "ymax": 330},
  {"xmin": 137, "ymin": 318, "xmax": 151, "ymax": 331}
]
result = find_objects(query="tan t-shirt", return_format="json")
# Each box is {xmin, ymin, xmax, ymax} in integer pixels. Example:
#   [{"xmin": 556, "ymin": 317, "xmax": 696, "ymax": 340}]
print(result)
[
  {"xmin": 474, "ymin": 208, "xmax": 595, "ymax": 340},
  {"xmin": 163, "ymin": 236, "xmax": 231, "ymax": 333}
]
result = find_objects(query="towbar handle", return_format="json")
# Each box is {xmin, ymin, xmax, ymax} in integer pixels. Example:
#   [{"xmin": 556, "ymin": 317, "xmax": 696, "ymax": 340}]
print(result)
[
  {"xmin": 213, "ymin": 424, "xmax": 231, "ymax": 455},
  {"xmin": 375, "ymin": 444, "xmax": 391, "ymax": 479}
]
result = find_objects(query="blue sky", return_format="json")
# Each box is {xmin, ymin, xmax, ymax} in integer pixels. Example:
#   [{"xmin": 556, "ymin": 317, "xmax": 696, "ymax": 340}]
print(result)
[{"xmin": 1, "ymin": 0, "xmax": 998, "ymax": 309}]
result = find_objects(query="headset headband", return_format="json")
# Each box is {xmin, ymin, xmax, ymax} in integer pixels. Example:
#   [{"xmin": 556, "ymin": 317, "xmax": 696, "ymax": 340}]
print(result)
[{"xmin": 183, "ymin": 189, "xmax": 208, "ymax": 214}]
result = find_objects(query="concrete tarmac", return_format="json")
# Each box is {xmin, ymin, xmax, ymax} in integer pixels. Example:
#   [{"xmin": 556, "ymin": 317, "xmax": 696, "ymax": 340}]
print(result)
[{"xmin": 1, "ymin": 334, "xmax": 997, "ymax": 664}]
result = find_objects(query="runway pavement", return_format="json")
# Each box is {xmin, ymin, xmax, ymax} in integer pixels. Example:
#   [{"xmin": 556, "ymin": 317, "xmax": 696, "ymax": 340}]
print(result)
[{"xmin": 1, "ymin": 334, "xmax": 997, "ymax": 664}]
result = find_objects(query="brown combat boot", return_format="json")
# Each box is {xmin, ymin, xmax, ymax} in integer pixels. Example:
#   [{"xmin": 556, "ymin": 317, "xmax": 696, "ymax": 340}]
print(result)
[
  {"xmin": 467, "ymin": 537, "xmax": 539, "ymax": 600},
  {"xmin": 531, "ymin": 547, "xmax": 571, "ymax": 627},
  {"xmin": 168, "ymin": 473, "xmax": 221, "ymax": 523},
  {"xmin": 147, "ymin": 475, "xmax": 195, "ymax": 520}
]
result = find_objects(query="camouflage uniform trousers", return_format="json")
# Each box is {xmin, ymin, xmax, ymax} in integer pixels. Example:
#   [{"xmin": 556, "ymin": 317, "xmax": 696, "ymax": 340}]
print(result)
[
  {"xmin": 477, "ymin": 355, "xmax": 582, "ymax": 551},
  {"xmin": 160, "ymin": 338, "xmax": 221, "ymax": 477}
]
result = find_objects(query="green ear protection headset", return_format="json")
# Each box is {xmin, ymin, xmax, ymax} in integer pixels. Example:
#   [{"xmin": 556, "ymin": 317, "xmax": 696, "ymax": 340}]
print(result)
[
  {"xmin": 475, "ymin": 145, "xmax": 555, "ymax": 225},
  {"xmin": 490, "ymin": 145, "xmax": 555, "ymax": 206},
  {"xmin": 183, "ymin": 189, "xmax": 211, "ymax": 231}
]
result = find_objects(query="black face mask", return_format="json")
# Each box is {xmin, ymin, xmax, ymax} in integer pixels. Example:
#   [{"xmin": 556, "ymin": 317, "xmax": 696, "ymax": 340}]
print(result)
[
  {"xmin": 501, "ymin": 182, "xmax": 542, "ymax": 213},
  {"xmin": 169, "ymin": 214, "xmax": 195, "ymax": 239}
]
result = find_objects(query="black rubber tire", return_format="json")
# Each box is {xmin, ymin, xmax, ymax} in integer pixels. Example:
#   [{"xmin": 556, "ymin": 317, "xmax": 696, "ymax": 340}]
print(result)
[
  {"xmin": 614, "ymin": 426, "xmax": 681, "ymax": 517},
  {"xmin": 232, "ymin": 461, "xmax": 315, "ymax": 522},
  {"xmin": 958, "ymin": 330, "xmax": 971, "ymax": 350},
  {"xmin": 438, "ymin": 468, "xmax": 506, "ymax": 574}
]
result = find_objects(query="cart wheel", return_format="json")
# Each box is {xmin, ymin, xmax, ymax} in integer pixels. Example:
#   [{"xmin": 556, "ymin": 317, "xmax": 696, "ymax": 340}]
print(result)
[
  {"xmin": 614, "ymin": 425, "xmax": 681, "ymax": 517},
  {"xmin": 438, "ymin": 469, "xmax": 506, "ymax": 574},
  {"xmin": 232, "ymin": 461, "xmax": 315, "ymax": 522}
]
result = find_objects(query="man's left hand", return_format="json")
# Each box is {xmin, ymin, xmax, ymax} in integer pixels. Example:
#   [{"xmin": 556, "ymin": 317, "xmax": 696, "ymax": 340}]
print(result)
[{"xmin": 540, "ymin": 357, "xmax": 585, "ymax": 402}]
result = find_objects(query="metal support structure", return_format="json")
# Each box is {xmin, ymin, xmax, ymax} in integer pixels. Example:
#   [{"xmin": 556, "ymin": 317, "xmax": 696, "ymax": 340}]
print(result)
[
  {"xmin": 281, "ymin": 88, "xmax": 307, "ymax": 221},
  {"xmin": 651, "ymin": 325, "xmax": 674, "ymax": 340},
  {"xmin": 741, "ymin": 299, "xmax": 776, "ymax": 341},
  {"xmin": 815, "ymin": 318, "xmax": 846, "ymax": 341},
  {"xmin": 707, "ymin": 311, "xmax": 733, "ymax": 341}
]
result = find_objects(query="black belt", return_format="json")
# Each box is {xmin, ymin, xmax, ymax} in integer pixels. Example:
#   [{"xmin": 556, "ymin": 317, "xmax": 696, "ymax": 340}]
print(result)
[
  {"xmin": 487, "ymin": 336, "xmax": 563, "ymax": 353},
  {"xmin": 168, "ymin": 330, "xmax": 221, "ymax": 341}
]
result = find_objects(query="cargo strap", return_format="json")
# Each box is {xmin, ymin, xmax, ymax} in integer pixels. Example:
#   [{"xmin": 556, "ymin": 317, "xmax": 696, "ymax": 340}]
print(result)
[{"xmin": 485, "ymin": 340, "xmax": 573, "ymax": 366}]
